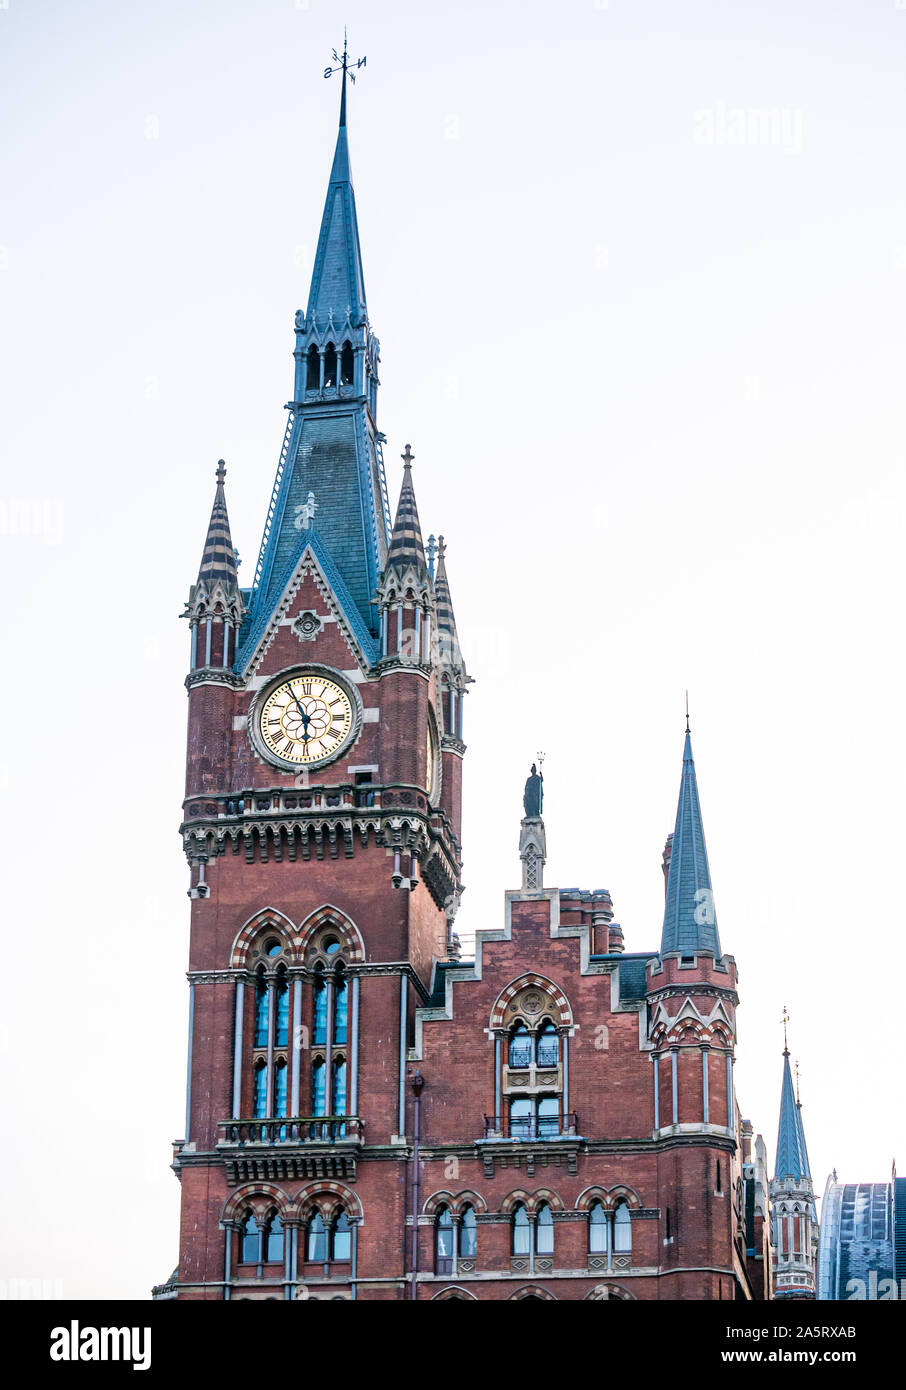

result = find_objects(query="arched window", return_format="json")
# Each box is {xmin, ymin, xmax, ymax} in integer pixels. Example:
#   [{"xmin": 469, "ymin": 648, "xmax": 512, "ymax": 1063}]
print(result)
[
  {"xmin": 340, "ymin": 340, "xmax": 354, "ymax": 386},
  {"xmin": 323, "ymin": 342, "xmax": 337, "ymax": 387},
  {"xmin": 253, "ymin": 1060, "xmax": 267, "ymax": 1119},
  {"xmin": 240, "ymin": 1212, "xmax": 261, "ymax": 1264},
  {"xmin": 306, "ymin": 344, "xmax": 320, "ymax": 391},
  {"xmin": 333, "ymin": 1057, "xmax": 347, "ymax": 1117},
  {"xmin": 274, "ymin": 1058, "xmax": 287, "ymax": 1119},
  {"xmin": 508, "ymin": 1023, "xmax": 532, "ymax": 1069},
  {"xmin": 536, "ymin": 1021, "xmax": 559, "ymax": 1068},
  {"xmin": 264, "ymin": 1211, "xmax": 284, "ymax": 1263},
  {"xmin": 275, "ymin": 970, "xmax": 289, "ymax": 1047},
  {"xmin": 536, "ymin": 1203, "xmax": 554, "ymax": 1256},
  {"xmin": 307, "ymin": 1211, "xmax": 328, "ymax": 1263},
  {"xmin": 331, "ymin": 1209, "xmax": 351, "ymax": 1262},
  {"xmin": 254, "ymin": 971, "xmax": 269, "ymax": 1047},
  {"xmin": 436, "ymin": 1206, "xmax": 454, "ymax": 1275},
  {"xmin": 511, "ymin": 1203, "xmax": 530, "ymax": 1256},
  {"xmin": 311, "ymin": 1058, "xmax": 326, "ymax": 1116},
  {"xmin": 460, "ymin": 1205, "xmax": 477, "ymax": 1260},
  {"xmin": 589, "ymin": 1200, "xmax": 608, "ymax": 1254},
  {"xmin": 335, "ymin": 972, "xmax": 348, "ymax": 1044},
  {"xmin": 614, "ymin": 1202, "xmax": 631, "ymax": 1254},
  {"xmin": 313, "ymin": 970, "xmax": 327, "ymax": 1045}
]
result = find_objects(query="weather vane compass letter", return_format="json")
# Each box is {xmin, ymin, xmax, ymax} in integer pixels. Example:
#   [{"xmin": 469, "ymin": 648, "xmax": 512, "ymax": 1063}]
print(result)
[{"xmin": 324, "ymin": 32, "xmax": 367, "ymax": 123}]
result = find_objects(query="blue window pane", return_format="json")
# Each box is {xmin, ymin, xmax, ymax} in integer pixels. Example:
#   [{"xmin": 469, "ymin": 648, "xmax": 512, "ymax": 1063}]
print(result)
[
  {"xmin": 253, "ymin": 1064, "xmax": 268, "ymax": 1119},
  {"xmin": 313, "ymin": 981, "xmax": 327, "ymax": 1045},
  {"xmin": 265, "ymin": 1214, "xmax": 284, "ymax": 1263},
  {"xmin": 508, "ymin": 1025, "xmax": 532, "ymax": 1069},
  {"xmin": 307, "ymin": 1212, "xmax": 328, "ymax": 1263},
  {"xmin": 537, "ymin": 1097, "xmax": 560, "ymax": 1138},
  {"xmin": 436, "ymin": 1208, "xmax": 454, "ymax": 1258},
  {"xmin": 512, "ymin": 1205, "xmax": 530, "ymax": 1256},
  {"xmin": 311, "ymin": 1060, "xmax": 326, "ymax": 1116},
  {"xmin": 335, "ymin": 979, "xmax": 348, "ymax": 1044},
  {"xmin": 241, "ymin": 1214, "xmax": 260, "ymax": 1264},
  {"xmin": 589, "ymin": 1201, "xmax": 609, "ymax": 1253},
  {"xmin": 536, "ymin": 1025, "xmax": 559, "ymax": 1068},
  {"xmin": 509, "ymin": 1098, "xmax": 533, "ymax": 1139},
  {"xmin": 614, "ymin": 1203, "xmax": 632, "ymax": 1253},
  {"xmin": 460, "ymin": 1207, "xmax": 477, "ymax": 1258},
  {"xmin": 333, "ymin": 1059, "xmax": 347, "ymax": 1116},
  {"xmin": 276, "ymin": 983, "xmax": 289, "ymax": 1047},
  {"xmin": 255, "ymin": 982, "xmax": 269, "ymax": 1047},
  {"xmin": 274, "ymin": 1061, "xmax": 287, "ymax": 1118},
  {"xmin": 331, "ymin": 1211, "xmax": 351, "ymax": 1262},
  {"xmin": 536, "ymin": 1203, "xmax": 554, "ymax": 1255}
]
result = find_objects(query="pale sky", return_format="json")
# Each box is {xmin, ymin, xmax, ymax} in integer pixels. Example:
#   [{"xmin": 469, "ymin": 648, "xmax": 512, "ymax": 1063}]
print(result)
[{"xmin": 1, "ymin": 0, "xmax": 904, "ymax": 1298}]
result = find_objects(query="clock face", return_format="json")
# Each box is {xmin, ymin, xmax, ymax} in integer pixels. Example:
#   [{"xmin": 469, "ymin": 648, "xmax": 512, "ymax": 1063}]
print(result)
[{"xmin": 257, "ymin": 672, "xmax": 355, "ymax": 766}]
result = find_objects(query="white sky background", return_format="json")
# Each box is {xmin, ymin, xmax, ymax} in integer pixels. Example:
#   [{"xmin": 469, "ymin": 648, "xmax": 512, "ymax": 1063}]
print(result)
[{"xmin": 1, "ymin": 0, "xmax": 904, "ymax": 1298}]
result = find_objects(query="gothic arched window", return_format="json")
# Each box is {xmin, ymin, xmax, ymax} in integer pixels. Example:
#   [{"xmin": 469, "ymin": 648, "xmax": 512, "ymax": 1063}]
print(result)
[
  {"xmin": 335, "ymin": 971, "xmax": 348, "ymax": 1044},
  {"xmin": 536, "ymin": 1021, "xmax": 559, "ymax": 1068},
  {"xmin": 312, "ymin": 969, "xmax": 327, "ymax": 1046},
  {"xmin": 264, "ymin": 1211, "xmax": 284, "ymax": 1263},
  {"xmin": 306, "ymin": 344, "xmax": 320, "ymax": 391},
  {"xmin": 307, "ymin": 1211, "xmax": 328, "ymax": 1263},
  {"xmin": 311, "ymin": 1058, "xmax": 326, "ymax": 1116},
  {"xmin": 460, "ymin": 1205, "xmax": 477, "ymax": 1260},
  {"xmin": 333, "ymin": 1056, "xmax": 347, "ymax": 1117},
  {"xmin": 331, "ymin": 1209, "xmax": 351, "ymax": 1262},
  {"xmin": 323, "ymin": 342, "xmax": 337, "ymax": 387},
  {"xmin": 436, "ymin": 1206, "xmax": 454, "ymax": 1275},
  {"xmin": 614, "ymin": 1202, "xmax": 632, "ymax": 1254},
  {"xmin": 340, "ymin": 340, "xmax": 354, "ymax": 386},
  {"xmin": 536, "ymin": 1203, "xmax": 554, "ymax": 1256},
  {"xmin": 589, "ymin": 1200, "xmax": 608, "ymax": 1254},
  {"xmin": 275, "ymin": 969, "xmax": 289, "ymax": 1048},
  {"xmin": 253, "ymin": 1059, "xmax": 267, "ymax": 1120},
  {"xmin": 511, "ymin": 1203, "xmax": 530, "ymax": 1256},
  {"xmin": 274, "ymin": 1058, "xmax": 288, "ymax": 1119},
  {"xmin": 508, "ymin": 1023, "xmax": 532, "ymax": 1069},
  {"xmin": 240, "ymin": 1212, "xmax": 261, "ymax": 1264},
  {"xmin": 254, "ymin": 970, "xmax": 269, "ymax": 1047}
]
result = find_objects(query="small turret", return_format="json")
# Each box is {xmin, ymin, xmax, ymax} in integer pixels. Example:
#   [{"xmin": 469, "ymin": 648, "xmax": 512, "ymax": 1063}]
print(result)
[
  {"xmin": 184, "ymin": 461, "xmax": 244, "ymax": 672},
  {"xmin": 377, "ymin": 446, "xmax": 432, "ymax": 664},
  {"xmin": 769, "ymin": 1013, "xmax": 818, "ymax": 1299}
]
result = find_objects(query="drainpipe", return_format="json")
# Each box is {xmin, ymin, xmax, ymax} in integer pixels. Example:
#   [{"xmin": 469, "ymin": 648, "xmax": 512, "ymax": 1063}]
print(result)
[{"xmin": 409, "ymin": 1070, "xmax": 425, "ymax": 1300}]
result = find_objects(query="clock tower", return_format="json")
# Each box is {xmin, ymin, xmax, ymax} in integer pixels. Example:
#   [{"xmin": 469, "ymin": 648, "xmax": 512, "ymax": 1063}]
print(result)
[{"xmin": 171, "ymin": 71, "xmax": 468, "ymax": 1298}]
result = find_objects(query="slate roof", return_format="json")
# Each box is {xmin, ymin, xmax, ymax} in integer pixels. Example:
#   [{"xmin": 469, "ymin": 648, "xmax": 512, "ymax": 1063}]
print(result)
[
  {"xmin": 660, "ymin": 731, "xmax": 722, "ymax": 958},
  {"xmin": 774, "ymin": 1050, "xmax": 812, "ymax": 1182}
]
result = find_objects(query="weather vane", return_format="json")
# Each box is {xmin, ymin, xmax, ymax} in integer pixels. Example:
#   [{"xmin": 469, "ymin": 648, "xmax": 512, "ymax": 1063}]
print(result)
[
  {"xmin": 536, "ymin": 751, "xmax": 546, "ymax": 768},
  {"xmin": 324, "ymin": 30, "xmax": 367, "ymax": 85},
  {"xmin": 782, "ymin": 1003, "xmax": 789, "ymax": 1053}
]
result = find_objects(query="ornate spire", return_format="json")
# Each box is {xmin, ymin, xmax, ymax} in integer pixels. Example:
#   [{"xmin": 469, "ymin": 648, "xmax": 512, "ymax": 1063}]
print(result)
[
  {"xmin": 306, "ymin": 70, "xmax": 366, "ymax": 329},
  {"xmin": 774, "ymin": 1029, "xmax": 811, "ymax": 1182},
  {"xmin": 195, "ymin": 460, "xmax": 238, "ymax": 591},
  {"xmin": 660, "ymin": 728, "xmax": 722, "ymax": 958},
  {"xmin": 433, "ymin": 534, "xmax": 466, "ymax": 676},
  {"xmin": 385, "ymin": 446, "xmax": 428, "ymax": 579},
  {"xmin": 184, "ymin": 460, "xmax": 244, "ymax": 648}
]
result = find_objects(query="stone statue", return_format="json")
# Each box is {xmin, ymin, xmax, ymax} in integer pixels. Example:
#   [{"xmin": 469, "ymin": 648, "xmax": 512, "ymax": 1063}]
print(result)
[{"xmin": 523, "ymin": 763, "xmax": 543, "ymax": 818}]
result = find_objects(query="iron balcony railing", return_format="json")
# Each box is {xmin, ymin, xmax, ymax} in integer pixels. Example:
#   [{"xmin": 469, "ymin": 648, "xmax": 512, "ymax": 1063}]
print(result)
[
  {"xmin": 218, "ymin": 1116, "xmax": 362, "ymax": 1146},
  {"xmin": 483, "ymin": 1113, "xmax": 578, "ymax": 1141}
]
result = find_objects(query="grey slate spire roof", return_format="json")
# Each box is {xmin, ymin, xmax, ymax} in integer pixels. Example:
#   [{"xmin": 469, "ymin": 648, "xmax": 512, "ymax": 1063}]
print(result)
[
  {"xmin": 306, "ymin": 82, "xmax": 366, "ymax": 328},
  {"xmin": 196, "ymin": 460, "xmax": 239, "ymax": 591},
  {"xmin": 774, "ymin": 1050, "xmax": 812, "ymax": 1182},
  {"xmin": 660, "ymin": 729, "xmax": 722, "ymax": 958},
  {"xmin": 433, "ymin": 535, "xmax": 466, "ymax": 675},
  {"xmin": 386, "ymin": 447, "xmax": 428, "ymax": 579}
]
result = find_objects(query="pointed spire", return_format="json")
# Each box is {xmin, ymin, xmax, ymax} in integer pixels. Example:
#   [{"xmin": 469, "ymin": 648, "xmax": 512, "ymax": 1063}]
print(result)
[
  {"xmin": 196, "ymin": 460, "xmax": 239, "ymax": 591},
  {"xmin": 185, "ymin": 461, "xmax": 244, "ymax": 643},
  {"xmin": 306, "ymin": 84, "xmax": 366, "ymax": 327},
  {"xmin": 660, "ymin": 726, "xmax": 722, "ymax": 958},
  {"xmin": 386, "ymin": 446, "xmax": 428, "ymax": 578},
  {"xmin": 434, "ymin": 534, "xmax": 466, "ymax": 675},
  {"xmin": 775, "ymin": 1046, "xmax": 812, "ymax": 1183}
]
